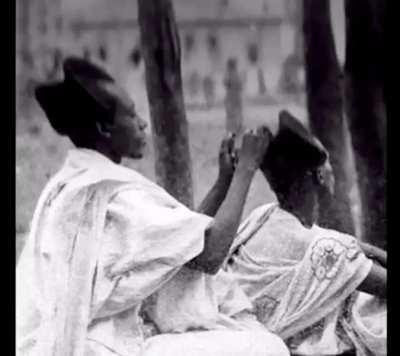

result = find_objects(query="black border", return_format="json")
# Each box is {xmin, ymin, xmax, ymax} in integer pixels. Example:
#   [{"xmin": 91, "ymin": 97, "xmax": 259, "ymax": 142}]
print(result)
[
  {"xmin": 8, "ymin": 0, "xmax": 16, "ymax": 354},
  {"xmin": 11, "ymin": 1, "xmax": 393, "ymax": 355},
  {"xmin": 386, "ymin": 0, "xmax": 396, "ymax": 354}
]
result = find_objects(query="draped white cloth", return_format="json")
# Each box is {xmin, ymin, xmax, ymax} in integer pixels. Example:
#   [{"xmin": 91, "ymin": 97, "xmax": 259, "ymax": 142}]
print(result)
[
  {"xmin": 224, "ymin": 204, "xmax": 386, "ymax": 356},
  {"xmin": 16, "ymin": 149, "xmax": 288, "ymax": 356}
]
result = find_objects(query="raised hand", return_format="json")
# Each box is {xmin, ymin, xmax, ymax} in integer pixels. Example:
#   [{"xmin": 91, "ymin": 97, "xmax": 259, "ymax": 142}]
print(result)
[
  {"xmin": 218, "ymin": 133, "xmax": 237, "ymax": 180},
  {"xmin": 237, "ymin": 126, "xmax": 271, "ymax": 172}
]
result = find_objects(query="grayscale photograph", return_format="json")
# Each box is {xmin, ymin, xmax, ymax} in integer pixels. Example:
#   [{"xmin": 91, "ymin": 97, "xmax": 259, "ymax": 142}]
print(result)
[{"xmin": 16, "ymin": 0, "xmax": 386, "ymax": 355}]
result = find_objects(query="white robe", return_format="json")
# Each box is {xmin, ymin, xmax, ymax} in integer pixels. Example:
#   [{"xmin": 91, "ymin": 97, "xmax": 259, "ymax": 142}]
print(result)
[
  {"xmin": 224, "ymin": 204, "xmax": 386, "ymax": 356},
  {"xmin": 17, "ymin": 149, "xmax": 289, "ymax": 356}
]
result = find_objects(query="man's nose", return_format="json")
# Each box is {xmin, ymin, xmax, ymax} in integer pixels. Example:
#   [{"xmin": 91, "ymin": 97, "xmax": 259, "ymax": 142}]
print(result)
[{"xmin": 138, "ymin": 116, "xmax": 148, "ymax": 130}]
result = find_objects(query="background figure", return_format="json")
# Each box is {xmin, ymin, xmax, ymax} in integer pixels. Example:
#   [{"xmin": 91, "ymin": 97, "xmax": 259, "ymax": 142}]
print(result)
[
  {"xmin": 224, "ymin": 58, "xmax": 243, "ymax": 135},
  {"xmin": 203, "ymin": 75, "xmax": 215, "ymax": 109},
  {"xmin": 83, "ymin": 47, "xmax": 91, "ymax": 62},
  {"xmin": 257, "ymin": 68, "xmax": 267, "ymax": 96},
  {"xmin": 187, "ymin": 71, "xmax": 201, "ymax": 100},
  {"xmin": 278, "ymin": 54, "xmax": 304, "ymax": 95},
  {"xmin": 44, "ymin": 48, "xmax": 63, "ymax": 81},
  {"xmin": 245, "ymin": 42, "xmax": 267, "ymax": 98}
]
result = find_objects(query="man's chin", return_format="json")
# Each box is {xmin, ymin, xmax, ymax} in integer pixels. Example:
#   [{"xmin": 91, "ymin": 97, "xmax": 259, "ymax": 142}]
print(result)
[
  {"xmin": 127, "ymin": 151, "xmax": 144, "ymax": 160},
  {"xmin": 299, "ymin": 216, "xmax": 314, "ymax": 229}
]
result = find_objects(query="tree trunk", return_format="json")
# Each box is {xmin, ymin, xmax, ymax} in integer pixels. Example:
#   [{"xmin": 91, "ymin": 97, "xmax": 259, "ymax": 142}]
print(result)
[
  {"xmin": 303, "ymin": 0, "xmax": 355, "ymax": 235},
  {"xmin": 344, "ymin": 0, "xmax": 386, "ymax": 248},
  {"xmin": 224, "ymin": 58, "xmax": 244, "ymax": 136},
  {"xmin": 138, "ymin": 0, "xmax": 194, "ymax": 208},
  {"xmin": 279, "ymin": 0, "xmax": 304, "ymax": 95},
  {"xmin": 16, "ymin": 0, "xmax": 34, "ymax": 119},
  {"xmin": 292, "ymin": 0, "xmax": 304, "ymax": 65}
]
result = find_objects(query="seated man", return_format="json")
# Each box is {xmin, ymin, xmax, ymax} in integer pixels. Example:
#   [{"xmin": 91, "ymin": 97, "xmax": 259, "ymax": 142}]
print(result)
[
  {"xmin": 214, "ymin": 111, "xmax": 386, "ymax": 355},
  {"xmin": 16, "ymin": 58, "xmax": 288, "ymax": 356}
]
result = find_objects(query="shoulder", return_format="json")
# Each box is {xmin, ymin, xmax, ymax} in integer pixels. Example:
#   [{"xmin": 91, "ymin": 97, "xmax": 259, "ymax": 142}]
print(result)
[
  {"xmin": 109, "ymin": 181, "xmax": 184, "ymax": 213},
  {"xmin": 106, "ymin": 182, "xmax": 212, "ymax": 231},
  {"xmin": 311, "ymin": 224, "xmax": 358, "ymax": 248},
  {"xmin": 240, "ymin": 206, "xmax": 313, "ymax": 262},
  {"xmin": 258, "ymin": 206, "xmax": 316, "ymax": 247},
  {"xmin": 267, "ymin": 206, "xmax": 306, "ymax": 232}
]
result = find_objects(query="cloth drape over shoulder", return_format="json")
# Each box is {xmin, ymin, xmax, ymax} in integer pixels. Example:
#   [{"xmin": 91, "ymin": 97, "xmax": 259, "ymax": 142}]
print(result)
[
  {"xmin": 16, "ymin": 149, "xmax": 212, "ymax": 356},
  {"xmin": 224, "ymin": 204, "xmax": 386, "ymax": 356},
  {"xmin": 17, "ymin": 149, "xmax": 290, "ymax": 356}
]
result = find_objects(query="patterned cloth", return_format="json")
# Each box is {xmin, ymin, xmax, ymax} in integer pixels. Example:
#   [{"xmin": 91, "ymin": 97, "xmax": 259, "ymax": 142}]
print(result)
[
  {"xmin": 16, "ymin": 149, "xmax": 289, "ymax": 356},
  {"xmin": 223, "ymin": 204, "xmax": 386, "ymax": 356}
]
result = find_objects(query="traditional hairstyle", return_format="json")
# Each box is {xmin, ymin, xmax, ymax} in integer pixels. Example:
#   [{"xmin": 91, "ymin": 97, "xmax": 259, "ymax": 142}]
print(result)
[
  {"xmin": 35, "ymin": 57, "xmax": 117, "ymax": 138},
  {"xmin": 262, "ymin": 110, "xmax": 330, "ymax": 198}
]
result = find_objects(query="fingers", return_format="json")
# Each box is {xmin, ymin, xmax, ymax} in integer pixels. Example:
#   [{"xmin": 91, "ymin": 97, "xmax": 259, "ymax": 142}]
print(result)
[
  {"xmin": 220, "ymin": 136, "xmax": 229, "ymax": 153},
  {"xmin": 232, "ymin": 148, "xmax": 239, "ymax": 167},
  {"xmin": 220, "ymin": 134, "xmax": 231, "ymax": 153},
  {"xmin": 256, "ymin": 125, "xmax": 270, "ymax": 137},
  {"xmin": 241, "ymin": 129, "xmax": 255, "ymax": 146},
  {"xmin": 221, "ymin": 132, "xmax": 236, "ymax": 154},
  {"xmin": 227, "ymin": 132, "xmax": 235, "ymax": 154},
  {"xmin": 243, "ymin": 126, "xmax": 270, "ymax": 138},
  {"xmin": 241, "ymin": 126, "xmax": 270, "ymax": 145}
]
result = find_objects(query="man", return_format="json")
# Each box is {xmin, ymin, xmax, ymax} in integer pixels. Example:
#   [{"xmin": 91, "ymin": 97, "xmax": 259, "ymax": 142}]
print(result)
[
  {"xmin": 16, "ymin": 58, "xmax": 288, "ymax": 356},
  {"xmin": 210, "ymin": 110, "xmax": 386, "ymax": 355}
]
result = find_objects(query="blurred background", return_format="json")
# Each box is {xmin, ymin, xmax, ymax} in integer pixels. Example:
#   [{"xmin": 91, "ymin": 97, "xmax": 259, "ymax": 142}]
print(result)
[{"xmin": 16, "ymin": 0, "xmax": 357, "ymax": 258}]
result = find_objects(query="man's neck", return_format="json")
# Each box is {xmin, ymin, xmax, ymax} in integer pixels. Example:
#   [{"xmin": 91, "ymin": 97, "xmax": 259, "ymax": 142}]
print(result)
[
  {"xmin": 279, "ymin": 198, "xmax": 314, "ymax": 228},
  {"xmin": 94, "ymin": 143, "xmax": 121, "ymax": 164}
]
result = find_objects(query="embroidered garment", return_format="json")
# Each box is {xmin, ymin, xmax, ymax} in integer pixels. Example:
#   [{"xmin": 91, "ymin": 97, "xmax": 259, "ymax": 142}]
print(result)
[
  {"xmin": 17, "ymin": 149, "xmax": 289, "ymax": 356},
  {"xmin": 224, "ymin": 204, "xmax": 386, "ymax": 356}
]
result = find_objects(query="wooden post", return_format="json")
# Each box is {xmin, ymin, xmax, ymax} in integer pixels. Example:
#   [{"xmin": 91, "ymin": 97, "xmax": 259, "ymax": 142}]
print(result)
[
  {"xmin": 344, "ymin": 0, "xmax": 386, "ymax": 248},
  {"xmin": 16, "ymin": 0, "xmax": 34, "ymax": 119},
  {"xmin": 138, "ymin": 0, "xmax": 194, "ymax": 208},
  {"xmin": 303, "ymin": 0, "xmax": 355, "ymax": 235},
  {"xmin": 279, "ymin": 0, "xmax": 304, "ymax": 95},
  {"xmin": 224, "ymin": 58, "xmax": 244, "ymax": 136}
]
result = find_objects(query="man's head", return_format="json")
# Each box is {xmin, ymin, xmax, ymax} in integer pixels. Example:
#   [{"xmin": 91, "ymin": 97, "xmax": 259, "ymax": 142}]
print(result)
[
  {"xmin": 261, "ymin": 110, "xmax": 334, "ymax": 227},
  {"xmin": 35, "ymin": 57, "xmax": 147, "ymax": 163}
]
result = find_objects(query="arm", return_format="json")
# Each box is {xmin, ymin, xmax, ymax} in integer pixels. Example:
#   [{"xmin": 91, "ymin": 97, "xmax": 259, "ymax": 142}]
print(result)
[
  {"xmin": 197, "ymin": 177, "xmax": 232, "ymax": 217},
  {"xmin": 187, "ymin": 127, "xmax": 271, "ymax": 275},
  {"xmin": 360, "ymin": 242, "xmax": 387, "ymax": 267},
  {"xmin": 197, "ymin": 135, "xmax": 236, "ymax": 217},
  {"xmin": 357, "ymin": 262, "xmax": 386, "ymax": 299},
  {"xmin": 187, "ymin": 164, "xmax": 255, "ymax": 275}
]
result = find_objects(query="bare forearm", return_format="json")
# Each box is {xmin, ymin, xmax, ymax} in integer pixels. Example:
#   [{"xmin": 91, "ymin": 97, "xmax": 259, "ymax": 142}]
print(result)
[
  {"xmin": 360, "ymin": 242, "xmax": 387, "ymax": 267},
  {"xmin": 187, "ymin": 166, "xmax": 254, "ymax": 274},
  {"xmin": 188, "ymin": 126, "xmax": 271, "ymax": 274},
  {"xmin": 197, "ymin": 176, "xmax": 231, "ymax": 217},
  {"xmin": 357, "ymin": 262, "xmax": 386, "ymax": 299}
]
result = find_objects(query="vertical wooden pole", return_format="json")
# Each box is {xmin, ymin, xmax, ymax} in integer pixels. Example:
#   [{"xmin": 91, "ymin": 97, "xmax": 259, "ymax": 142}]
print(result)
[
  {"xmin": 224, "ymin": 58, "xmax": 244, "ymax": 136},
  {"xmin": 17, "ymin": 0, "xmax": 34, "ymax": 119},
  {"xmin": 344, "ymin": 0, "xmax": 386, "ymax": 248},
  {"xmin": 138, "ymin": 0, "xmax": 194, "ymax": 208},
  {"xmin": 303, "ymin": 0, "xmax": 355, "ymax": 234}
]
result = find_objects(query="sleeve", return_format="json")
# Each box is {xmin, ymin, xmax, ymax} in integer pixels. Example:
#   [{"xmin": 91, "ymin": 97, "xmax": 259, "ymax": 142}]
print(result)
[
  {"xmin": 268, "ymin": 224, "xmax": 374, "ymax": 338},
  {"xmin": 90, "ymin": 187, "xmax": 213, "ymax": 320},
  {"xmin": 307, "ymin": 225, "xmax": 374, "ymax": 288}
]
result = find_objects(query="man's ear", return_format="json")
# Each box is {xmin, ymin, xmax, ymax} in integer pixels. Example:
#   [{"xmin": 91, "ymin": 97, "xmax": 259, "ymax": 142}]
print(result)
[
  {"xmin": 95, "ymin": 121, "xmax": 113, "ymax": 139},
  {"xmin": 315, "ymin": 161, "xmax": 335, "ymax": 195}
]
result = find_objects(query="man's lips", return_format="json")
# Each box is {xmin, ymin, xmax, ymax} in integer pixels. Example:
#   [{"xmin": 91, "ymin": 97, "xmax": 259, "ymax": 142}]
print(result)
[{"xmin": 139, "ymin": 137, "xmax": 147, "ymax": 149}]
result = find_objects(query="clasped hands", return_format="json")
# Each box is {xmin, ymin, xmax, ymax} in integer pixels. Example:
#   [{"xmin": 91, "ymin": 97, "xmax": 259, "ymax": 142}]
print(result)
[{"xmin": 218, "ymin": 126, "xmax": 272, "ymax": 182}]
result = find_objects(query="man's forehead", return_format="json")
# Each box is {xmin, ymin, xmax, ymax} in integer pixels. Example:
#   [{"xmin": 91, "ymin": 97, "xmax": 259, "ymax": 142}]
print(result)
[{"xmin": 99, "ymin": 81, "xmax": 135, "ymax": 112}]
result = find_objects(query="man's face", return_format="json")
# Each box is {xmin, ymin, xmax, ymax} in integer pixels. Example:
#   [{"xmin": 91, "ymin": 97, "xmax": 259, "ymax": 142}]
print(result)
[
  {"xmin": 111, "ymin": 97, "xmax": 147, "ymax": 160},
  {"xmin": 315, "ymin": 161, "xmax": 335, "ymax": 196},
  {"xmin": 301, "ymin": 161, "xmax": 335, "ymax": 228},
  {"xmin": 101, "ymin": 83, "xmax": 148, "ymax": 161},
  {"xmin": 298, "ymin": 172, "xmax": 320, "ymax": 228}
]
